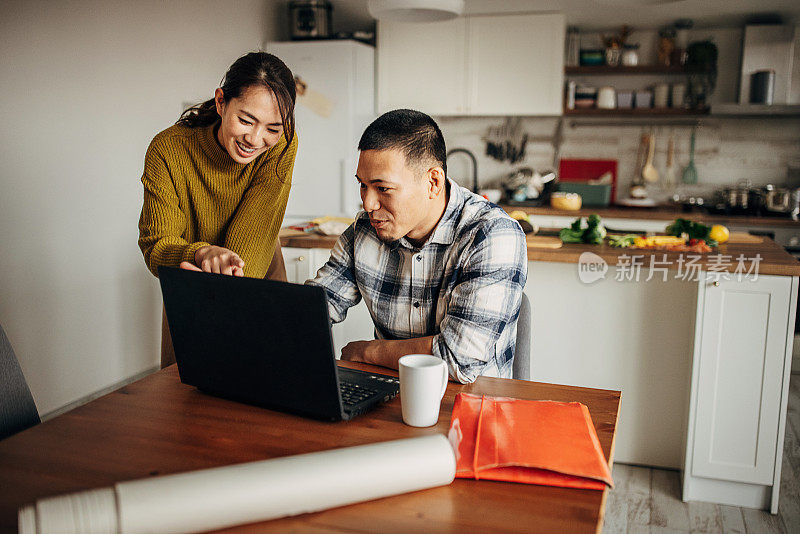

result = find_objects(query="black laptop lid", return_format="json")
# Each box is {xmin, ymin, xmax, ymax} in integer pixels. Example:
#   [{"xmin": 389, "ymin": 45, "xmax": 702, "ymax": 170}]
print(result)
[{"xmin": 158, "ymin": 267, "xmax": 344, "ymax": 420}]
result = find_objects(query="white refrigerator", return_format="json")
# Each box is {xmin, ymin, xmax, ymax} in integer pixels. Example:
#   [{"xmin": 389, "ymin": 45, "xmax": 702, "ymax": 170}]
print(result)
[{"xmin": 267, "ymin": 40, "xmax": 375, "ymax": 222}]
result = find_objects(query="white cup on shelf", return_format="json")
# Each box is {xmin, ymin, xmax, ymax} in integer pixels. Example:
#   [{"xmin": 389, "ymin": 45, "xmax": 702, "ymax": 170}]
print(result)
[{"xmin": 398, "ymin": 354, "xmax": 448, "ymax": 427}]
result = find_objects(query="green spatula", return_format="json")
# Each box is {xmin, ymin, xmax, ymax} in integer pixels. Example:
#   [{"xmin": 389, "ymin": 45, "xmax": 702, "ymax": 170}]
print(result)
[{"xmin": 681, "ymin": 127, "xmax": 698, "ymax": 185}]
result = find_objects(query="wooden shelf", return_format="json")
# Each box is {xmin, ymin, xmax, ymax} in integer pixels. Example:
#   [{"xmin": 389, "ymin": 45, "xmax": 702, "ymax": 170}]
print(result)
[
  {"xmin": 564, "ymin": 107, "xmax": 709, "ymax": 117},
  {"xmin": 565, "ymin": 65, "xmax": 688, "ymax": 75}
]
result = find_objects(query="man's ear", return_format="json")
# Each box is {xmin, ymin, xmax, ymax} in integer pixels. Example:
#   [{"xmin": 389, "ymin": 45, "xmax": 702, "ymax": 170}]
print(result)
[
  {"xmin": 214, "ymin": 88, "xmax": 225, "ymax": 117},
  {"xmin": 427, "ymin": 166, "xmax": 446, "ymax": 199}
]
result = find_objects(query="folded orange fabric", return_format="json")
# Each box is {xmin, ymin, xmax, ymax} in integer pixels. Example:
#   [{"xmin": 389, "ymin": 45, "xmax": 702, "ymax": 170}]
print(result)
[{"xmin": 448, "ymin": 393, "xmax": 613, "ymax": 489}]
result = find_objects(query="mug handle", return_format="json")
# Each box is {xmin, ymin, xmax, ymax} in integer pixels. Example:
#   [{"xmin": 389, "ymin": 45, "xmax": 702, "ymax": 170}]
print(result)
[{"xmin": 439, "ymin": 362, "xmax": 448, "ymax": 400}]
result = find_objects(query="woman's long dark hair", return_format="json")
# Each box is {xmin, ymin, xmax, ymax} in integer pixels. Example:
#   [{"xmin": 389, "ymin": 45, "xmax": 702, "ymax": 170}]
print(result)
[{"xmin": 178, "ymin": 52, "xmax": 296, "ymax": 162}]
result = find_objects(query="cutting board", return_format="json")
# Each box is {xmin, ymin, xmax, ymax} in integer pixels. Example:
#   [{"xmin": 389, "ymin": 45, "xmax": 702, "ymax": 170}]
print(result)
[
  {"xmin": 727, "ymin": 232, "xmax": 763, "ymax": 244},
  {"xmin": 526, "ymin": 235, "xmax": 563, "ymax": 249}
]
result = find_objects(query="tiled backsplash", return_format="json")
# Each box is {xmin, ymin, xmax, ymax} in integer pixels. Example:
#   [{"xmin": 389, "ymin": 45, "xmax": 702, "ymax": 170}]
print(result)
[{"xmin": 439, "ymin": 116, "xmax": 800, "ymax": 202}]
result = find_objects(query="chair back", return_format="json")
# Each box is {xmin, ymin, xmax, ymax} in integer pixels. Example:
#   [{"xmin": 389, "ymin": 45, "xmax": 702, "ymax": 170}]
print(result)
[
  {"xmin": 513, "ymin": 293, "xmax": 531, "ymax": 381},
  {"xmin": 0, "ymin": 323, "xmax": 39, "ymax": 440}
]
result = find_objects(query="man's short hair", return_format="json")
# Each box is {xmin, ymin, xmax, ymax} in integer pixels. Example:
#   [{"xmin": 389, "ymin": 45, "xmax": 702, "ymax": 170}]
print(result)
[{"xmin": 358, "ymin": 109, "xmax": 447, "ymax": 176}]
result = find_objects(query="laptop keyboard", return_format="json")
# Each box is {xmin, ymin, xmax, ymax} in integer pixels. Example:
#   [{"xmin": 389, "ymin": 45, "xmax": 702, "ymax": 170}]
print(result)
[{"xmin": 339, "ymin": 381, "xmax": 380, "ymax": 406}]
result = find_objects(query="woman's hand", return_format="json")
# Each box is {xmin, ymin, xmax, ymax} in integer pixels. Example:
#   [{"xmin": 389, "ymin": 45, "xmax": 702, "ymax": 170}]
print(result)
[{"xmin": 189, "ymin": 245, "xmax": 245, "ymax": 276}]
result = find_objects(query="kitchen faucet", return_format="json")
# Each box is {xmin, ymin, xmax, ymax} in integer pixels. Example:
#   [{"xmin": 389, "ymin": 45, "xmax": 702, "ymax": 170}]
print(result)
[{"xmin": 446, "ymin": 148, "xmax": 478, "ymax": 193}]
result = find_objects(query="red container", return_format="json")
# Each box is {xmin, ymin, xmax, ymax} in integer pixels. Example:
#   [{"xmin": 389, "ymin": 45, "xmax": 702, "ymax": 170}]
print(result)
[{"xmin": 558, "ymin": 159, "xmax": 618, "ymax": 203}]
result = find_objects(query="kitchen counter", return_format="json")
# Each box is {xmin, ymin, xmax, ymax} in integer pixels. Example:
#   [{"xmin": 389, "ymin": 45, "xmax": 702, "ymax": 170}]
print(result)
[
  {"xmin": 501, "ymin": 204, "xmax": 800, "ymax": 228},
  {"xmin": 527, "ymin": 238, "xmax": 800, "ymax": 277},
  {"xmin": 281, "ymin": 224, "xmax": 798, "ymax": 513},
  {"xmin": 280, "ymin": 228, "xmax": 800, "ymax": 276}
]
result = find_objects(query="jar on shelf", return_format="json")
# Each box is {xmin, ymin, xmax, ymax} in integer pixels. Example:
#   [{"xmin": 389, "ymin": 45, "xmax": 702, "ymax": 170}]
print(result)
[
  {"xmin": 605, "ymin": 45, "xmax": 621, "ymax": 67},
  {"xmin": 657, "ymin": 28, "xmax": 676, "ymax": 67},
  {"xmin": 621, "ymin": 44, "xmax": 639, "ymax": 66}
]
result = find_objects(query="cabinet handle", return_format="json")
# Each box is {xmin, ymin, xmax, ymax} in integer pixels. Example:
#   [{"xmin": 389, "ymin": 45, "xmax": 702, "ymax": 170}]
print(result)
[
  {"xmin": 710, "ymin": 280, "xmax": 719, "ymax": 287},
  {"xmin": 297, "ymin": 256, "xmax": 305, "ymax": 262}
]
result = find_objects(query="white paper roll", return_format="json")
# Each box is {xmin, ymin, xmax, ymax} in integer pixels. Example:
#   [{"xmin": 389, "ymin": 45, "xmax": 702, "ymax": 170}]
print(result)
[{"xmin": 19, "ymin": 434, "xmax": 455, "ymax": 534}]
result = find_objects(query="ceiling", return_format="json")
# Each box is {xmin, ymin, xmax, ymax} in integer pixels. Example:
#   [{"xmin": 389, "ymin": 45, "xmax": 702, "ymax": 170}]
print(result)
[{"xmin": 330, "ymin": 0, "xmax": 800, "ymax": 31}]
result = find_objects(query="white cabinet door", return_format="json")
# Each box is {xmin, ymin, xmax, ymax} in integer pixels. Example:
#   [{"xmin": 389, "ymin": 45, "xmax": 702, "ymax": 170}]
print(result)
[
  {"xmin": 282, "ymin": 247, "xmax": 316, "ymax": 284},
  {"xmin": 467, "ymin": 14, "xmax": 564, "ymax": 115},
  {"xmin": 691, "ymin": 274, "xmax": 791, "ymax": 485},
  {"xmin": 377, "ymin": 14, "xmax": 565, "ymax": 116},
  {"xmin": 377, "ymin": 18, "xmax": 467, "ymax": 115}
]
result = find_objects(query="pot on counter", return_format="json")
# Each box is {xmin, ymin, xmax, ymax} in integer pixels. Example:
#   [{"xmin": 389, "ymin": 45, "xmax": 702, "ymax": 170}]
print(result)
[
  {"xmin": 722, "ymin": 185, "xmax": 751, "ymax": 210},
  {"xmin": 721, "ymin": 180, "xmax": 764, "ymax": 214},
  {"xmin": 764, "ymin": 184, "xmax": 793, "ymax": 214}
]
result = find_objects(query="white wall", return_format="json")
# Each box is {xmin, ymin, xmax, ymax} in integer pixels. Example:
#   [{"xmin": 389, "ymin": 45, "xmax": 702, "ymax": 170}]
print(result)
[{"xmin": 0, "ymin": 0, "xmax": 279, "ymax": 416}]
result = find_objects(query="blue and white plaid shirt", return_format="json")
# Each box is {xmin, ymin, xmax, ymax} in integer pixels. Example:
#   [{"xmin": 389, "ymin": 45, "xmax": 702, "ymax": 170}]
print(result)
[{"xmin": 307, "ymin": 179, "xmax": 528, "ymax": 383}]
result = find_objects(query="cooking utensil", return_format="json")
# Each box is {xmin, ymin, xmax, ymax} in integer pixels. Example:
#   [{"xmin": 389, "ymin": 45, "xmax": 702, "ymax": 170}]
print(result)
[
  {"xmin": 681, "ymin": 127, "xmax": 698, "ymax": 184},
  {"xmin": 642, "ymin": 132, "xmax": 659, "ymax": 183},
  {"xmin": 663, "ymin": 131, "xmax": 676, "ymax": 190}
]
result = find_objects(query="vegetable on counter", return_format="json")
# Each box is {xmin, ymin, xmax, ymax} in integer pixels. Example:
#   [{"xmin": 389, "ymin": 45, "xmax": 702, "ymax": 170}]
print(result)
[
  {"xmin": 665, "ymin": 218, "xmax": 719, "ymax": 247},
  {"xmin": 559, "ymin": 214, "xmax": 607, "ymax": 244},
  {"xmin": 508, "ymin": 210, "xmax": 537, "ymax": 234},
  {"xmin": 606, "ymin": 234, "xmax": 640, "ymax": 248}
]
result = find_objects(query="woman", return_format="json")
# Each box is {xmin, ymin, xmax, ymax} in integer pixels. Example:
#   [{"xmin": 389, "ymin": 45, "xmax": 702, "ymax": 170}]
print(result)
[{"xmin": 138, "ymin": 52, "xmax": 297, "ymax": 365}]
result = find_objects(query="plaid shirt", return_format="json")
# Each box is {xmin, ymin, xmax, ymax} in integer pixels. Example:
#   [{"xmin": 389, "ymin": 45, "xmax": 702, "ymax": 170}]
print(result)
[{"xmin": 307, "ymin": 179, "xmax": 528, "ymax": 383}]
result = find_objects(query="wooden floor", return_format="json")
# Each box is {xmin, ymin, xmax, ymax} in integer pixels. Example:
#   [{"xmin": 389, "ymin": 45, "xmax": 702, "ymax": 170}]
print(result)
[{"xmin": 603, "ymin": 372, "xmax": 800, "ymax": 533}]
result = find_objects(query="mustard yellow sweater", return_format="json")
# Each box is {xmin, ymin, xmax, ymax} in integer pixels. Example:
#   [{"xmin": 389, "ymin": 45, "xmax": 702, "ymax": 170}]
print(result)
[{"xmin": 138, "ymin": 122, "xmax": 297, "ymax": 278}]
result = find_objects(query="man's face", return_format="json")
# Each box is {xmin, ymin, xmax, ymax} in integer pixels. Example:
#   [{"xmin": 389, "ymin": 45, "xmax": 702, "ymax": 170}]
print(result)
[{"xmin": 356, "ymin": 149, "xmax": 435, "ymax": 244}]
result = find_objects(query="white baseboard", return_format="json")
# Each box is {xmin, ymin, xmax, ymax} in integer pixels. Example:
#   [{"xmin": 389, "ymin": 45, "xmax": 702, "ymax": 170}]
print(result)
[{"xmin": 41, "ymin": 365, "xmax": 160, "ymax": 421}]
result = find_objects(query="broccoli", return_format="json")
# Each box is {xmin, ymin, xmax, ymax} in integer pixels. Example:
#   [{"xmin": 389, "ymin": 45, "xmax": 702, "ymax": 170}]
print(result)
[{"xmin": 559, "ymin": 215, "xmax": 607, "ymax": 245}]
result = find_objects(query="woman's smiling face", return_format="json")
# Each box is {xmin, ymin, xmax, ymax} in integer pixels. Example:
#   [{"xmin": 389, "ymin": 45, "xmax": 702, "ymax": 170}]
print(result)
[{"xmin": 214, "ymin": 85, "xmax": 284, "ymax": 164}]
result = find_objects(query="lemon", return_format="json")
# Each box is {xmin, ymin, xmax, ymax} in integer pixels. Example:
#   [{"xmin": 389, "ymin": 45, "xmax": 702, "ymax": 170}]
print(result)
[{"xmin": 709, "ymin": 225, "xmax": 729, "ymax": 244}]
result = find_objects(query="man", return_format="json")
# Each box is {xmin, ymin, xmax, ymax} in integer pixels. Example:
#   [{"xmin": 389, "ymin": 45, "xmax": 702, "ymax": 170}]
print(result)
[{"xmin": 307, "ymin": 109, "xmax": 527, "ymax": 384}]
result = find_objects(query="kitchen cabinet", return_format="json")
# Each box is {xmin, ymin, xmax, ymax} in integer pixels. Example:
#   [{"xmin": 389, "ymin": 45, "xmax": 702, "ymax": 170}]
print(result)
[
  {"xmin": 683, "ymin": 273, "xmax": 798, "ymax": 513},
  {"xmin": 376, "ymin": 18, "xmax": 466, "ymax": 115},
  {"xmin": 377, "ymin": 13, "xmax": 565, "ymax": 116},
  {"xmin": 282, "ymin": 247, "xmax": 375, "ymax": 358}
]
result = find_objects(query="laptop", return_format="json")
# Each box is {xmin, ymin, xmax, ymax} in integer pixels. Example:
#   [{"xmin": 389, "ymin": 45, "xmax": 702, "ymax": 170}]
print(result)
[{"xmin": 158, "ymin": 266, "xmax": 400, "ymax": 421}]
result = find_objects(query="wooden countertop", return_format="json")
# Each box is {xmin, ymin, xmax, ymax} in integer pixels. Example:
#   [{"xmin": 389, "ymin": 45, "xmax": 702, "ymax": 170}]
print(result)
[
  {"xmin": 527, "ymin": 238, "xmax": 800, "ymax": 277},
  {"xmin": 502, "ymin": 204, "xmax": 800, "ymax": 228},
  {"xmin": 281, "ymin": 229, "xmax": 800, "ymax": 276}
]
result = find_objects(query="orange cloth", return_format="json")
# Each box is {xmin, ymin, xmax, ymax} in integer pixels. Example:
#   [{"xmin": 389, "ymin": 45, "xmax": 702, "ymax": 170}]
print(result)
[{"xmin": 448, "ymin": 393, "xmax": 613, "ymax": 489}]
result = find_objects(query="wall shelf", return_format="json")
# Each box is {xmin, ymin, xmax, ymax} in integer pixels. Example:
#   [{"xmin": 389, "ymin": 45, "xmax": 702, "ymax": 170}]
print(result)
[
  {"xmin": 564, "ymin": 108, "xmax": 708, "ymax": 117},
  {"xmin": 565, "ymin": 65, "xmax": 688, "ymax": 75}
]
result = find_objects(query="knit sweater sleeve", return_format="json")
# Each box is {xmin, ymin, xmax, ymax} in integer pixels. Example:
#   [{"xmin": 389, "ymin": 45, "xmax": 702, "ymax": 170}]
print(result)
[
  {"xmin": 138, "ymin": 139, "xmax": 210, "ymax": 277},
  {"xmin": 223, "ymin": 133, "xmax": 298, "ymax": 278}
]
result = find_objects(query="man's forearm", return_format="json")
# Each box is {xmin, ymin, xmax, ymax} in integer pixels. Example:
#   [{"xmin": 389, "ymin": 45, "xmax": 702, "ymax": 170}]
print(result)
[{"xmin": 347, "ymin": 336, "xmax": 435, "ymax": 370}]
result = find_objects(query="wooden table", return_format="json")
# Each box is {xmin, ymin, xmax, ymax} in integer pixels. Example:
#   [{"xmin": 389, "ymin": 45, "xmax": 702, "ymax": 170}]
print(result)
[{"xmin": 0, "ymin": 362, "xmax": 620, "ymax": 534}]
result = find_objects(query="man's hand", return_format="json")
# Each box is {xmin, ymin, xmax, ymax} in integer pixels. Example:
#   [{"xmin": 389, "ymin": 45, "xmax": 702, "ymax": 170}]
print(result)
[
  {"xmin": 193, "ymin": 246, "xmax": 245, "ymax": 276},
  {"xmin": 341, "ymin": 340, "xmax": 374, "ymax": 363}
]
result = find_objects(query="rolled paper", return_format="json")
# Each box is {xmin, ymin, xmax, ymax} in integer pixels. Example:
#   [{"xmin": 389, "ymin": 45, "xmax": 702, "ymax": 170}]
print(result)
[{"xmin": 19, "ymin": 434, "xmax": 456, "ymax": 534}]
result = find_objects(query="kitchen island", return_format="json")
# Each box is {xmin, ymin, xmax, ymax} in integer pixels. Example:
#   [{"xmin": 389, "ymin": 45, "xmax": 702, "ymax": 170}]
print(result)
[{"xmin": 280, "ymin": 229, "xmax": 799, "ymax": 512}]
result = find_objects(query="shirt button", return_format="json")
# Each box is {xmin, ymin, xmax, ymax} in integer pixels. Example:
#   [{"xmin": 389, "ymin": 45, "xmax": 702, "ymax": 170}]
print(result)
[{"xmin": 413, "ymin": 301, "xmax": 420, "ymax": 308}]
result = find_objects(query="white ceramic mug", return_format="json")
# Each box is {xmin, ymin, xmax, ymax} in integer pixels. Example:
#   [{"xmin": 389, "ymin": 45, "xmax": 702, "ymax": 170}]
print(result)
[{"xmin": 398, "ymin": 354, "xmax": 448, "ymax": 427}]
